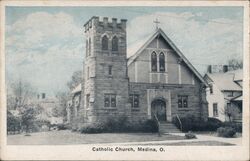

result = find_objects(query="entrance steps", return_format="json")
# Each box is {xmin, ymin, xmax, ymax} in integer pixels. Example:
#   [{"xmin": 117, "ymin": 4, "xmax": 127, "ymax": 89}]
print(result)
[{"xmin": 159, "ymin": 122, "xmax": 181, "ymax": 133}]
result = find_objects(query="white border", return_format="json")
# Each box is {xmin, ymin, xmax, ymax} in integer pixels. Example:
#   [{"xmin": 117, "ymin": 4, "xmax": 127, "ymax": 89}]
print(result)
[{"xmin": 0, "ymin": 1, "xmax": 249, "ymax": 160}]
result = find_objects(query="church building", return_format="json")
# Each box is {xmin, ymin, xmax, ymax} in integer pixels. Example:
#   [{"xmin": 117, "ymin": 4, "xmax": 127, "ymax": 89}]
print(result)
[{"xmin": 67, "ymin": 16, "xmax": 208, "ymax": 127}]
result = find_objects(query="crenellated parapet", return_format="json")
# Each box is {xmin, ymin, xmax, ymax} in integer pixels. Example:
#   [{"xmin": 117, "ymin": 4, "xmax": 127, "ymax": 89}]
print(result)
[{"xmin": 84, "ymin": 16, "xmax": 127, "ymax": 32}]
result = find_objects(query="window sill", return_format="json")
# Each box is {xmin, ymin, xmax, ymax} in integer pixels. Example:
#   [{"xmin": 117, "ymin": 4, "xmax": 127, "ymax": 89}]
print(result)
[
  {"xmin": 112, "ymin": 51, "xmax": 119, "ymax": 54},
  {"xmin": 131, "ymin": 108, "xmax": 140, "ymax": 112},
  {"xmin": 150, "ymin": 71, "xmax": 167, "ymax": 74},
  {"xmin": 102, "ymin": 107, "xmax": 117, "ymax": 110},
  {"xmin": 108, "ymin": 75, "xmax": 113, "ymax": 78},
  {"xmin": 178, "ymin": 108, "xmax": 189, "ymax": 111}
]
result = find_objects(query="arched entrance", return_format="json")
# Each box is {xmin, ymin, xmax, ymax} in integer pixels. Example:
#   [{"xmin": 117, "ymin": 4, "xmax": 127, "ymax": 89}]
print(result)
[{"xmin": 151, "ymin": 99, "xmax": 166, "ymax": 122}]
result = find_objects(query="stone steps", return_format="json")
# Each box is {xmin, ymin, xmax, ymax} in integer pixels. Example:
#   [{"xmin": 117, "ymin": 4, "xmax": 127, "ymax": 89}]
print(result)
[{"xmin": 159, "ymin": 122, "xmax": 181, "ymax": 133}]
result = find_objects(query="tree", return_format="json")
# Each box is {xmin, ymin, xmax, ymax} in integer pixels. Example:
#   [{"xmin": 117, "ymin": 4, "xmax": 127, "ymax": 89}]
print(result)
[
  {"xmin": 54, "ymin": 92, "xmax": 69, "ymax": 121},
  {"xmin": 8, "ymin": 79, "xmax": 36, "ymax": 110},
  {"xmin": 228, "ymin": 58, "xmax": 243, "ymax": 70},
  {"xmin": 7, "ymin": 110, "xmax": 21, "ymax": 134},
  {"xmin": 67, "ymin": 70, "xmax": 82, "ymax": 90},
  {"xmin": 20, "ymin": 106, "xmax": 37, "ymax": 133}
]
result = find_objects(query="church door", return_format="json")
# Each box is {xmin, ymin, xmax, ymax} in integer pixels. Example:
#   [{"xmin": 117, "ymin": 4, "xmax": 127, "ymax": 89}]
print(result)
[{"xmin": 151, "ymin": 99, "xmax": 166, "ymax": 122}]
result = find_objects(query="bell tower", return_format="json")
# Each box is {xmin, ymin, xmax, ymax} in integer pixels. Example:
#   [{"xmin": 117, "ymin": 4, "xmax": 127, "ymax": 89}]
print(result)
[{"xmin": 82, "ymin": 16, "xmax": 131, "ymax": 123}]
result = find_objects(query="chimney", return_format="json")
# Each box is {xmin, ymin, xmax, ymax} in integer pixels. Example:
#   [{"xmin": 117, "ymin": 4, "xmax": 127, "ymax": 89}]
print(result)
[
  {"xmin": 42, "ymin": 93, "xmax": 46, "ymax": 99},
  {"xmin": 223, "ymin": 65, "xmax": 228, "ymax": 73}
]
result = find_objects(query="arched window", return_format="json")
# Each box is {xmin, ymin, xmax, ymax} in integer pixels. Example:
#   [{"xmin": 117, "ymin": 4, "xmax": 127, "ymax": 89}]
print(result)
[
  {"xmin": 89, "ymin": 38, "xmax": 91, "ymax": 56},
  {"xmin": 112, "ymin": 36, "xmax": 118, "ymax": 51},
  {"xmin": 86, "ymin": 39, "xmax": 88, "ymax": 57},
  {"xmin": 102, "ymin": 35, "xmax": 108, "ymax": 50},
  {"xmin": 159, "ymin": 52, "xmax": 165, "ymax": 72},
  {"xmin": 151, "ymin": 52, "xmax": 157, "ymax": 72}
]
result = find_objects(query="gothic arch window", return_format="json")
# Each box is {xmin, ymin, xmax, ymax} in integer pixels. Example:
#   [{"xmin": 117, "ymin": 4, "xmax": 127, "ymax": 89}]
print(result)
[
  {"xmin": 86, "ymin": 39, "xmax": 88, "ymax": 57},
  {"xmin": 112, "ymin": 36, "xmax": 118, "ymax": 51},
  {"xmin": 159, "ymin": 52, "xmax": 165, "ymax": 72},
  {"xmin": 151, "ymin": 52, "xmax": 157, "ymax": 72},
  {"xmin": 89, "ymin": 38, "xmax": 91, "ymax": 56},
  {"xmin": 102, "ymin": 35, "xmax": 108, "ymax": 50}
]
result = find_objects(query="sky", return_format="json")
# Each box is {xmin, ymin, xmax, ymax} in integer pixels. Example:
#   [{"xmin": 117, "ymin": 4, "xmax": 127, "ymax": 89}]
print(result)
[{"xmin": 5, "ymin": 6, "xmax": 243, "ymax": 96}]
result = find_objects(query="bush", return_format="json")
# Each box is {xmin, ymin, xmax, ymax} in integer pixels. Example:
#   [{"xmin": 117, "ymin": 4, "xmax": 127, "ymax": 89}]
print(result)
[
  {"xmin": 141, "ymin": 119, "xmax": 158, "ymax": 132},
  {"xmin": 222, "ymin": 122, "xmax": 242, "ymax": 133},
  {"xmin": 55, "ymin": 124, "xmax": 68, "ymax": 130},
  {"xmin": 172, "ymin": 113, "xmax": 199, "ymax": 132},
  {"xmin": 185, "ymin": 131, "xmax": 197, "ymax": 139},
  {"xmin": 217, "ymin": 127, "xmax": 236, "ymax": 138},
  {"xmin": 7, "ymin": 111, "xmax": 21, "ymax": 134},
  {"xmin": 79, "ymin": 123, "xmax": 106, "ymax": 134},
  {"xmin": 206, "ymin": 118, "xmax": 223, "ymax": 131},
  {"xmin": 79, "ymin": 117, "xmax": 158, "ymax": 134},
  {"xmin": 173, "ymin": 115, "xmax": 223, "ymax": 132}
]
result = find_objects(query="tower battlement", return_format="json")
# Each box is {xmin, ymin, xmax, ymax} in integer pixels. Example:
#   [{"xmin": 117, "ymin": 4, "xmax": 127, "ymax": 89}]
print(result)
[{"xmin": 84, "ymin": 16, "xmax": 127, "ymax": 32}]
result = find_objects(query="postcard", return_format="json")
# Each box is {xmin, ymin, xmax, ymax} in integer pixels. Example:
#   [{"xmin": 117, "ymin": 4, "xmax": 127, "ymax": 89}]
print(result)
[{"xmin": 0, "ymin": 0, "xmax": 249, "ymax": 160}]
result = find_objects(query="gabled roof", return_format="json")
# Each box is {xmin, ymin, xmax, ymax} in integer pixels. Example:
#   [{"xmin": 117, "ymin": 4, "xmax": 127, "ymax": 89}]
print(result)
[
  {"xmin": 231, "ymin": 95, "xmax": 242, "ymax": 101},
  {"xmin": 127, "ymin": 28, "xmax": 208, "ymax": 86},
  {"xmin": 227, "ymin": 69, "xmax": 243, "ymax": 81},
  {"xmin": 205, "ymin": 71, "xmax": 242, "ymax": 91},
  {"xmin": 71, "ymin": 83, "xmax": 82, "ymax": 94}
]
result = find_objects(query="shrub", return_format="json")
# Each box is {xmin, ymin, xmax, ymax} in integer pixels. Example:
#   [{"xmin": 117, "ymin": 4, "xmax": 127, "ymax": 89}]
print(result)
[
  {"xmin": 172, "ymin": 113, "xmax": 199, "ymax": 132},
  {"xmin": 79, "ymin": 123, "xmax": 106, "ymax": 134},
  {"xmin": 173, "ymin": 115, "xmax": 223, "ymax": 132},
  {"xmin": 206, "ymin": 118, "xmax": 222, "ymax": 131},
  {"xmin": 141, "ymin": 119, "xmax": 158, "ymax": 132},
  {"xmin": 185, "ymin": 131, "xmax": 197, "ymax": 139},
  {"xmin": 222, "ymin": 122, "xmax": 242, "ymax": 133},
  {"xmin": 7, "ymin": 111, "xmax": 21, "ymax": 134},
  {"xmin": 217, "ymin": 127, "xmax": 236, "ymax": 138},
  {"xmin": 56, "ymin": 124, "xmax": 68, "ymax": 130},
  {"xmin": 79, "ymin": 117, "xmax": 158, "ymax": 134}
]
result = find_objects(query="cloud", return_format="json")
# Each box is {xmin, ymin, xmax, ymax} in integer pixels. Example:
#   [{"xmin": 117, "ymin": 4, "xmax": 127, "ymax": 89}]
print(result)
[
  {"xmin": 6, "ymin": 10, "xmax": 243, "ymax": 94},
  {"xmin": 127, "ymin": 12, "xmax": 243, "ymax": 74},
  {"xmin": 6, "ymin": 12, "xmax": 83, "ymax": 95}
]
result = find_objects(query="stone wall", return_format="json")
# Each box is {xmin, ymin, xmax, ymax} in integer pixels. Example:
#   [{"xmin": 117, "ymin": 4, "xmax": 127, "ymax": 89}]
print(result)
[
  {"xmin": 82, "ymin": 17, "xmax": 131, "ymax": 123},
  {"xmin": 129, "ymin": 82, "xmax": 208, "ymax": 122}
]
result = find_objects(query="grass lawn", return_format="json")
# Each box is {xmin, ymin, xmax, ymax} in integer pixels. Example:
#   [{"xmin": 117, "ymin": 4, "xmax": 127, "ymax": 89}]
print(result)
[
  {"xmin": 136, "ymin": 141, "xmax": 234, "ymax": 146},
  {"xmin": 7, "ymin": 130, "xmax": 185, "ymax": 145},
  {"xmin": 195, "ymin": 131, "xmax": 242, "ymax": 138}
]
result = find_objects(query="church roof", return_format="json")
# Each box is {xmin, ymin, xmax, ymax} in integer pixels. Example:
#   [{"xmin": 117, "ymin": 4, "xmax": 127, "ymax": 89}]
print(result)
[
  {"xmin": 127, "ymin": 28, "xmax": 208, "ymax": 86},
  {"xmin": 71, "ymin": 84, "xmax": 81, "ymax": 94}
]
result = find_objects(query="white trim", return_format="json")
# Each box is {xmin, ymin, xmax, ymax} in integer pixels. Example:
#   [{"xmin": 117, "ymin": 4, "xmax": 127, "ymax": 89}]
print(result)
[
  {"xmin": 149, "ymin": 51, "xmax": 152, "ymax": 83},
  {"xmin": 178, "ymin": 64, "xmax": 182, "ymax": 84},
  {"xmin": 157, "ymin": 36, "xmax": 159, "ymax": 49},
  {"xmin": 165, "ymin": 73, "xmax": 168, "ymax": 83},
  {"xmin": 135, "ymin": 61, "xmax": 138, "ymax": 82},
  {"xmin": 192, "ymin": 74, "xmax": 195, "ymax": 85}
]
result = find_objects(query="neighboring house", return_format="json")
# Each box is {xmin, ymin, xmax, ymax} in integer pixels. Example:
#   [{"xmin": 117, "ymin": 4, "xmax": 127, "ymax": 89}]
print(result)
[
  {"xmin": 67, "ymin": 16, "xmax": 209, "ymax": 130},
  {"xmin": 34, "ymin": 93, "xmax": 63, "ymax": 125},
  {"xmin": 204, "ymin": 69, "xmax": 243, "ymax": 122}
]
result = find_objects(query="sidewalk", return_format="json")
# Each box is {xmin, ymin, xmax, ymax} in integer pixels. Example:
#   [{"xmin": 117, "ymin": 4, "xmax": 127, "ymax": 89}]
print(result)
[{"xmin": 102, "ymin": 133, "xmax": 242, "ymax": 146}]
